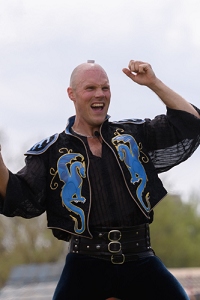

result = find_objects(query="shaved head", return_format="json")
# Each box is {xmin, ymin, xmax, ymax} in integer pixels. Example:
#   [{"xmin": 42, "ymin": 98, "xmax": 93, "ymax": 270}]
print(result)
[
  {"xmin": 67, "ymin": 60, "xmax": 111, "ymax": 130},
  {"xmin": 69, "ymin": 62, "xmax": 109, "ymax": 90}
]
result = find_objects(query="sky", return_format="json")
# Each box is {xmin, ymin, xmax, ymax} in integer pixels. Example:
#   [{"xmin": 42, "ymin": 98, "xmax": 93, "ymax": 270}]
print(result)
[{"xmin": 1, "ymin": 0, "xmax": 200, "ymax": 201}]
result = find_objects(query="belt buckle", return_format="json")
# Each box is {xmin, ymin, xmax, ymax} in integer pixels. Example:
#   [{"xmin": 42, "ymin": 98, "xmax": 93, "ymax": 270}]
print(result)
[
  {"xmin": 108, "ymin": 241, "xmax": 121, "ymax": 253},
  {"xmin": 111, "ymin": 254, "xmax": 125, "ymax": 264},
  {"xmin": 108, "ymin": 230, "xmax": 121, "ymax": 241}
]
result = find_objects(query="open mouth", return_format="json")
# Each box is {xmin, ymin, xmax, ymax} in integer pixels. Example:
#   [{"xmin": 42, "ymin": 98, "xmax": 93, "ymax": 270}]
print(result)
[{"xmin": 91, "ymin": 103, "xmax": 104, "ymax": 110}]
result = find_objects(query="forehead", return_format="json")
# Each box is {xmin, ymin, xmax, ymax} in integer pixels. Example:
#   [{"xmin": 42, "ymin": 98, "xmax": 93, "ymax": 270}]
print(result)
[
  {"xmin": 80, "ymin": 68, "xmax": 109, "ymax": 84},
  {"xmin": 72, "ymin": 64, "xmax": 109, "ymax": 88}
]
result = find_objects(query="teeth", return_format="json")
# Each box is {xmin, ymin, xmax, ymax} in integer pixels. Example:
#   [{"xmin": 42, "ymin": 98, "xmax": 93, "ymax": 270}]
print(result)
[{"xmin": 92, "ymin": 103, "xmax": 103, "ymax": 107}]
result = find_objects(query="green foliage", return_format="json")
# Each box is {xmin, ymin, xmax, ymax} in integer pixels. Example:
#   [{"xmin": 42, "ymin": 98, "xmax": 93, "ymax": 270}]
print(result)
[
  {"xmin": 0, "ymin": 214, "xmax": 66, "ymax": 288},
  {"xmin": 150, "ymin": 192, "xmax": 200, "ymax": 268}
]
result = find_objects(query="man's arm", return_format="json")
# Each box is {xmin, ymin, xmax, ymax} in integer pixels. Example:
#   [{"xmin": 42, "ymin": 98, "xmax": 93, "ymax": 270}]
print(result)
[
  {"xmin": 123, "ymin": 60, "xmax": 200, "ymax": 119},
  {"xmin": 0, "ymin": 145, "xmax": 9, "ymax": 198}
]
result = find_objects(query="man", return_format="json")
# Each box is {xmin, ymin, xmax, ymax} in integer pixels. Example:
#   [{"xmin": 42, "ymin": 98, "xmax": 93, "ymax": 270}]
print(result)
[{"xmin": 0, "ymin": 60, "xmax": 200, "ymax": 299}]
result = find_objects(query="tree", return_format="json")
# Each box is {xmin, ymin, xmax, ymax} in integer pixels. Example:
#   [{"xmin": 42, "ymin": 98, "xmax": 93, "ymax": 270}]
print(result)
[
  {"xmin": 0, "ymin": 214, "xmax": 66, "ymax": 287},
  {"xmin": 150, "ymin": 192, "xmax": 200, "ymax": 267}
]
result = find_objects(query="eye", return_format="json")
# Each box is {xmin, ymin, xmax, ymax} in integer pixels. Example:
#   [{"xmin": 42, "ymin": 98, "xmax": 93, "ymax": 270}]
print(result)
[
  {"xmin": 102, "ymin": 86, "xmax": 110, "ymax": 91},
  {"xmin": 86, "ymin": 86, "xmax": 95, "ymax": 90}
]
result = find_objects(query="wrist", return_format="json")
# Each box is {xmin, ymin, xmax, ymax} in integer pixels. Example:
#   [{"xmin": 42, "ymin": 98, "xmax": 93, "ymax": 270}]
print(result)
[{"xmin": 147, "ymin": 78, "xmax": 164, "ymax": 91}]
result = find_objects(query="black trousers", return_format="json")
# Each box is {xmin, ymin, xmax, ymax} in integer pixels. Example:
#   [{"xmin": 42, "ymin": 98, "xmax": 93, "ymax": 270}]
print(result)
[{"xmin": 52, "ymin": 253, "xmax": 189, "ymax": 300}]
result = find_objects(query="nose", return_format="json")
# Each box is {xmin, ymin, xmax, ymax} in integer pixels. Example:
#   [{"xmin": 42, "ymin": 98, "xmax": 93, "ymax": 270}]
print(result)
[{"xmin": 95, "ymin": 87, "xmax": 105, "ymax": 98}]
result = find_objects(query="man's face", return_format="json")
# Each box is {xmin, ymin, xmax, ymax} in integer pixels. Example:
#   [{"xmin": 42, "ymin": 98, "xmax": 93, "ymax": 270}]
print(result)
[{"xmin": 69, "ymin": 66, "xmax": 111, "ymax": 127}]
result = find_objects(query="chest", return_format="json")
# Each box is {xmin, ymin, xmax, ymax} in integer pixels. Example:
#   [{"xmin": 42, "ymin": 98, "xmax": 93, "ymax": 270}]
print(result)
[{"xmin": 87, "ymin": 138, "xmax": 102, "ymax": 157}]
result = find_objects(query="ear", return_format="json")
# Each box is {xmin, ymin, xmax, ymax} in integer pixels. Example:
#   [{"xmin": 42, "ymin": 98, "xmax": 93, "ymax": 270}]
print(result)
[{"xmin": 67, "ymin": 87, "xmax": 75, "ymax": 102}]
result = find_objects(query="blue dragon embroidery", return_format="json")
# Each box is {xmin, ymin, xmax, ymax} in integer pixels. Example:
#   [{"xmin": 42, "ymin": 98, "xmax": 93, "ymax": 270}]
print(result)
[
  {"xmin": 57, "ymin": 151, "xmax": 86, "ymax": 234},
  {"xmin": 112, "ymin": 133, "xmax": 150, "ymax": 211}
]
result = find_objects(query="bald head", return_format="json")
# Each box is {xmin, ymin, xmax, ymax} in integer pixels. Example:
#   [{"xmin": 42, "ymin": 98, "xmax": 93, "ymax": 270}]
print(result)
[{"xmin": 69, "ymin": 62, "xmax": 109, "ymax": 90}]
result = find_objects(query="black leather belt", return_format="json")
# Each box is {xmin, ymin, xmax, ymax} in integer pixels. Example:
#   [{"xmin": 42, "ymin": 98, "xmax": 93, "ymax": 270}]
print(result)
[{"xmin": 69, "ymin": 223, "xmax": 155, "ymax": 264}]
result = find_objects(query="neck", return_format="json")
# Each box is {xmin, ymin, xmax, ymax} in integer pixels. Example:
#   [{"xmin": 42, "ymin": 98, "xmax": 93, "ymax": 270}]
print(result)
[{"xmin": 72, "ymin": 126, "xmax": 98, "ymax": 138}]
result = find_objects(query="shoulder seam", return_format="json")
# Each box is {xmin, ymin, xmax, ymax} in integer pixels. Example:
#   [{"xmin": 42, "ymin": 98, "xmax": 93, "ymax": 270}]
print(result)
[{"xmin": 25, "ymin": 133, "xmax": 59, "ymax": 155}]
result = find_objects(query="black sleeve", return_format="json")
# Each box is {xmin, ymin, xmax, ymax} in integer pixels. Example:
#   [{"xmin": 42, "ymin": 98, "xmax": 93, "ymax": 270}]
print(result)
[
  {"xmin": 145, "ymin": 107, "xmax": 200, "ymax": 173},
  {"xmin": 0, "ymin": 155, "xmax": 47, "ymax": 218}
]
